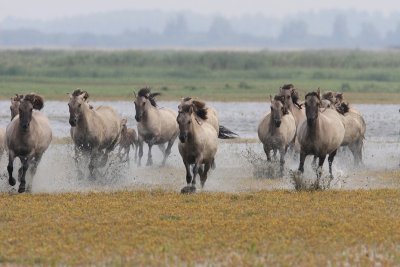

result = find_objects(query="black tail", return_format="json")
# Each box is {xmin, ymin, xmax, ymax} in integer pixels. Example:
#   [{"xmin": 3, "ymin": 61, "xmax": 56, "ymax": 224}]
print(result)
[{"xmin": 218, "ymin": 125, "xmax": 238, "ymax": 139}]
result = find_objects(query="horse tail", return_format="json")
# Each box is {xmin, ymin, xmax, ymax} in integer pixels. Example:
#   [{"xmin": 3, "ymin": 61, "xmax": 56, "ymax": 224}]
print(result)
[{"xmin": 218, "ymin": 125, "xmax": 238, "ymax": 139}]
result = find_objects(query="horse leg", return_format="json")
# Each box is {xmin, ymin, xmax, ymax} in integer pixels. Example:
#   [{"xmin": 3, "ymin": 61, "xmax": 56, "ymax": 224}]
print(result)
[
  {"xmin": 184, "ymin": 160, "xmax": 192, "ymax": 185},
  {"xmin": 117, "ymin": 145, "xmax": 123, "ymax": 161},
  {"xmin": 263, "ymin": 144, "xmax": 271, "ymax": 162},
  {"xmin": 298, "ymin": 150, "xmax": 306, "ymax": 173},
  {"xmin": 279, "ymin": 146, "xmax": 285, "ymax": 176},
  {"xmin": 191, "ymin": 159, "xmax": 202, "ymax": 187},
  {"xmin": 137, "ymin": 138, "xmax": 144, "ymax": 167},
  {"xmin": 74, "ymin": 146, "xmax": 84, "ymax": 178},
  {"xmin": 273, "ymin": 149, "xmax": 278, "ymax": 161},
  {"xmin": 158, "ymin": 143, "xmax": 166, "ymax": 156},
  {"xmin": 316, "ymin": 155, "xmax": 327, "ymax": 186},
  {"xmin": 328, "ymin": 150, "xmax": 337, "ymax": 181},
  {"xmin": 27, "ymin": 153, "xmax": 43, "ymax": 192},
  {"xmin": 125, "ymin": 145, "xmax": 130, "ymax": 164},
  {"xmin": 7, "ymin": 151, "xmax": 16, "ymax": 187},
  {"xmin": 134, "ymin": 142, "xmax": 138, "ymax": 163},
  {"xmin": 146, "ymin": 144, "xmax": 153, "ymax": 166},
  {"xmin": 200, "ymin": 162, "xmax": 211, "ymax": 188},
  {"xmin": 88, "ymin": 151, "xmax": 99, "ymax": 180},
  {"xmin": 311, "ymin": 156, "xmax": 318, "ymax": 170},
  {"xmin": 18, "ymin": 157, "xmax": 29, "ymax": 193},
  {"xmin": 162, "ymin": 137, "xmax": 177, "ymax": 166}
]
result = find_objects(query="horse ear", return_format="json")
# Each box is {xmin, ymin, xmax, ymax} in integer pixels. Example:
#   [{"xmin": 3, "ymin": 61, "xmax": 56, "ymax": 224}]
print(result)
[
  {"xmin": 133, "ymin": 91, "xmax": 137, "ymax": 98},
  {"xmin": 336, "ymin": 93, "xmax": 343, "ymax": 102},
  {"xmin": 80, "ymin": 91, "xmax": 89, "ymax": 101},
  {"xmin": 121, "ymin": 118, "xmax": 127, "ymax": 125},
  {"xmin": 269, "ymin": 95, "xmax": 273, "ymax": 102}
]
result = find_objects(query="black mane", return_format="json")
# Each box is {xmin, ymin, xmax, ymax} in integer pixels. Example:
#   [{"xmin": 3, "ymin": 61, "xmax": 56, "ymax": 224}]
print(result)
[{"xmin": 137, "ymin": 87, "xmax": 160, "ymax": 107}]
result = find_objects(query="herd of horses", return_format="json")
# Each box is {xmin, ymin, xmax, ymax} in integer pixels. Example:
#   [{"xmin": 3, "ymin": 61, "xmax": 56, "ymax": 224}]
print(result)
[{"xmin": 0, "ymin": 84, "xmax": 365, "ymax": 193}]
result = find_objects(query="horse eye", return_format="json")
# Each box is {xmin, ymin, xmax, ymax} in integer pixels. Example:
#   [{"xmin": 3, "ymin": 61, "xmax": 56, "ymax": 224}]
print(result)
[
  {"xmin": 78, "ymin": 104, "xmax": 81, "ymax": 108},
  {"xmin": 287, "ymin": 96, "xmax": 290, "ymax": 99},
  {"xmin": 143, "ymin": 102, "xmax": 146, "ymax": 106},
  {"xmin": 188, "ymin": 121, "xmax": 191, "ymax": 124}
]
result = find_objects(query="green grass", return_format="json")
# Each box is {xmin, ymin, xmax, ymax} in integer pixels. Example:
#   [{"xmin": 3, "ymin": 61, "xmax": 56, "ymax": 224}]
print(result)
[{"xmin": 1, "ymin": 49, "xmax": 400, "ymax": 102}]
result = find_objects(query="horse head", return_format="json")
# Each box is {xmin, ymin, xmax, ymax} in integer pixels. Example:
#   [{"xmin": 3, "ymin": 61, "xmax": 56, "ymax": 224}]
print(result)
[
  {"xmin": 19, "ymin": 93, "xmax": 44, "ymax": 131},
  {"xmin": 304, "ymin": 89, "xmax": 321, "ymax": 127},
  {"xmin": 68, "ymin": 89, "xmax": 89, "ymax": 127},
  {"xmin": 134, "ymin": 87, "xmax": 160, "ymax": 122}
]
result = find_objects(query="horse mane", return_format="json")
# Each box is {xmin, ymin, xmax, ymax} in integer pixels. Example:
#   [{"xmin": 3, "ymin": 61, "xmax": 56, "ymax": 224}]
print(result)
[
  {"xmin": 23, "ymin": 93, "xmax": 44, "ymax": 110},
  {"xmin": 282, "ymin": 84, "xmax": 294, "ymax": 90},
  {"xmin": 335, "ymin": 102, "xmax": 350, "ymax": 114},
  {"xmin": 72, "ymin": 89, "xmax": 89, "ymax": 101},
  {"xmin": 322, "ymin": 91, "xmax": 334, "ymax": 101},
  {"xmin": 180, "ymin": 98, "xmax": 208, "ymax": 120},
  {"xmin": 305, "ymin": 91, "xmax": 320, "ymax": 99},
  {"xmin": 138, "ymin": 87, "xmax": 160, "ymax": 107}
]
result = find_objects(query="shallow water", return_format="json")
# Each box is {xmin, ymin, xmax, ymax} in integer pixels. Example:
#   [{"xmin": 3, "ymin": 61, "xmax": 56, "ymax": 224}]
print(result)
[{"xmin": 0, "ymin": 101, "xmax": 398, "ymax": 193}]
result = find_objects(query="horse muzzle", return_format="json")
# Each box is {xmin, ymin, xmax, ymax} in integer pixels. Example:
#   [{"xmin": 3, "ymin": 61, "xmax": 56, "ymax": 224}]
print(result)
[
  {"xmin": 135, "ymin": 115, "xmax": 142, "ymax": 122},
  {"xmin": 307, "ymin": 118, "xmax": 316, "ymax": 127},
  {"xmin": 20, "ymin": 123, "xmax": 29, "ymax": 130},
  {"xmin": 179, "ymin": 134, "xmax": 187, "ymax": 143},
  {"xmin": 274, "ymin": 120, "xmax": 281, "ymax": 128},
  {"xmin": 69, "ymin": 118, "xmax": 77, "ymax": 127}
]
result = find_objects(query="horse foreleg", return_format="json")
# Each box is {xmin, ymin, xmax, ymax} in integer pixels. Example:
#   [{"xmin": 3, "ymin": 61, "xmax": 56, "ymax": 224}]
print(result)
[
  {"xmin": 317, "ymin": 154, "xmax": 327, "ymax": 184},
  {"xmin": 88, "ymin": 151, "xmax": 99, "ymax": 180},
  {"xmin": 18, "ymin": 157, "xmax": 29, "ymax": 193},
  {"xmin": 328, "ymin": 150, "xmax": 337, "ymax": 180},
  {"xmin": 137, "ymin": 139, "xmax": 144, "ymax": 167},
  {"xmin": 184, "ymin": 160, "xmax": 192, "ymax": 185},
  {"xmin": 263, "ymin": 144, "xmax": 271, "ymax": 162},
  {"xmin": 200, "ymin": 162, "xmax": 211, "ymax": 188},
  {"xmin": 298, "ymin": 150, "xmax": 306, "ymax": 173},
  {"xmin": 146, "ymin": 144, "xmax": 153, "ymax": 166},
  {"xmin": 133, "ymin": 142, "xmax": 138, "ymax": 163},
  {"xmin": 191, "ymin": 159, "xmax": 202, "ymax": 187},
  {"xmin": 279, "ymin": 147, "xmax": 285, "ymax": 177},
  {"xmin": 125, "ymin": 146, "xmax": 130, "ymax": 163},
  {"xmin": 311, "ymin": 156, "xmax": 318, "ymax": 170},
  {"xmin": 7, "ymin": 151, "xmax": 16, "ymax": 187}
]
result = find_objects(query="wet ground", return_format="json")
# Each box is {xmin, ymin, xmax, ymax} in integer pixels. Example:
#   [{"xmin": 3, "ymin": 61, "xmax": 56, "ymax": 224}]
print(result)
[{"xmin": 0, "ymin": 101, "xmax": 398, "ymax": 193}]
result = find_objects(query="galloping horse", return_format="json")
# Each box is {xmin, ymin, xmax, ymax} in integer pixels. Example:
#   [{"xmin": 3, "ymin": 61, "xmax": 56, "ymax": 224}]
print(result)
[
  {"xmin": 134, "ymin": 88, "xmax": 179, "ymax": 166},
  {"xmin": 68, "ymin": 89, "xmax": 122, "ymax": 178},
  {"xmin": 177, "ymin": 100, "xmax": 218, "ymax": 193},
  {"xmin": 6, "ymin": 94, "xmax": 52, "ymax": 193},
  {"xmin": 258, "ymin": 95, "xmax": 296, "ymax": 174},
  {"xmin": 297, "ymin": 89, "xmax": 345, "ymax": 180}
]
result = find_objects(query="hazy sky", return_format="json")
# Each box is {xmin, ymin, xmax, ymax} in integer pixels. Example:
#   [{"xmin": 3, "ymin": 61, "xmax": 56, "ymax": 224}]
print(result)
[{"xmin": 1, "ymin": 0, "xmax": 400, "ymax": 21}]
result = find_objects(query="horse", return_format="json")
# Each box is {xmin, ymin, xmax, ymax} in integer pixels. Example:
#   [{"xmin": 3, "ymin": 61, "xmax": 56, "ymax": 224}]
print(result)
[
  {"xmin": 6, "ymin": 94, "xmax": 52, "ymax": 193},
  {"xmin": 177, "ymin": 100, "xmax": 218, "ymax": 193},
  {"xmin": 178, "ymin": 97, "xmax": 238, "ymax": 139},
  {"xmin": 257, "ymin": 95, "xmax": 296, "ymax": 175},
  {"xmin": 279, "ymin": 84, "xmax": 306, "ymax": 128},
  {"xmin": 68, "ymin": 89, "xmax": 122, "ymax": 178},
  {"xmin": 297, "ymin": 89, "xmax": 345, "ymax": 181},
  {"xmin": 134, "ymin": 88, "xmax": 179, "ymax": 166},
  {"xmin": 10, "ymin": 94, "xmax": 24, "ymax": 121},
  {"xmin": 118, "ymin": 118, "xmax": 138, "ymax": 163},
  {"xmin": 321, "ymin": 91, "xmax": 366, "ymax": 165}
]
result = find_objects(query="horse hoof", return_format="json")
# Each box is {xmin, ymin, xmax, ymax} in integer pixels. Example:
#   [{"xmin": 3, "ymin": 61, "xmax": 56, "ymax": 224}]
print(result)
[
  {"xmin": 181, "ymin": 185, "xmax": 196, "ymax": 194},
  {"xmin": 18, "ymin": 186, "xmax": 26, "ymax": 193},
  {"xmin": 9, "ymin": 178, "xmax": 16, "ymax": 186}
]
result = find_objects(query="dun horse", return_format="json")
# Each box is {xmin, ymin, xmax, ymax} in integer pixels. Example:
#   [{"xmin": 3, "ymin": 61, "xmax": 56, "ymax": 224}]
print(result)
[
  {"xmin": 279, "ymin": 84, "xmax": 306, "ymax": 128},
  {"xmin": 258, "ymin": 95, "xmax": 296, "ymax": 174},
  {"xmin": 69, "ymin": 89, "xmax": 122, "ymax": 178},
  {"xmin": 118, "ymin": 118, "xmax": 138, "ymax": 163},
  {"xmin": 322, "ymin": 91, "xmax": 366, "ymax": 165},
  {"xmin": 134, "ymin": 88, "xmax": 179, "ymax": 166},
  {"xmin": 6, "ymin": 94, "xmax": 52, "ymax": 193},
  {"xmin": 297, "ymin": 90, "xmax": 345, "ymax": 180},
  {"xmin": 177, "ymin": 100, "xmax": 218, "ymax": 193}
]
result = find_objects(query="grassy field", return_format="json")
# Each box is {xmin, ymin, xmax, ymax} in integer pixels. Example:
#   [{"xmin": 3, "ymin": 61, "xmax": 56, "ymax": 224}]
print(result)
[
  {"xmin": 1, "ymin": 49, "xmax": 400, "ymax": 103},
  {"xmin": 1, "ymin": 189, "xmax": 400, "ymax": 265}
]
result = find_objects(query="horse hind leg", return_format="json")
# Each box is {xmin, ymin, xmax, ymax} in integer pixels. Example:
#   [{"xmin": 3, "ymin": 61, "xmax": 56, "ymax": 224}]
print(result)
[
  {"xmin": 327, "ymin": 150, "xmax": 337, "ymax": 182},
  {"xmin": 146, "ymin": 144, "xmax": 154, "ymax": 166},
  {"xmin": 279, "ymin": 147, "xmax": 286, "ymax": 177},
  {"xmin": 162, "ymin": 136, "xmax": 177, "ymax": 166},
  {"xmin": 137, "ymin": 139, "xmax": 144, "ymax": 167}
]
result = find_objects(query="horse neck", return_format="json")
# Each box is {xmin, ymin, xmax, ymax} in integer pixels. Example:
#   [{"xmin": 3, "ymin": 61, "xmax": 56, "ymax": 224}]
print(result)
[
  {"xmin": 187, "ymin": 114, "xmax": 201, "ymax": 143},
  {"xmin": 141, "ymin": 104, "xmax": 159, "ymax": 126},
  {"xmin": 76, "ymin": 103, "xmax": 92, "ymax": 130},
  {"xmin": 306, "ymin": 113, "xmax": 321, "ymax": 138}
]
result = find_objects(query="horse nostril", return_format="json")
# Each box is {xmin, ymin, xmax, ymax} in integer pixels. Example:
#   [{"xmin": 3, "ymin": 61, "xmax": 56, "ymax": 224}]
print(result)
[
  {"xmin": 135, "ymin": 115, "xmax": 141, "ymax": 122},
  {"xmin": 179, "ymin": 135, "xmax": 186, "ymax": 143}
]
